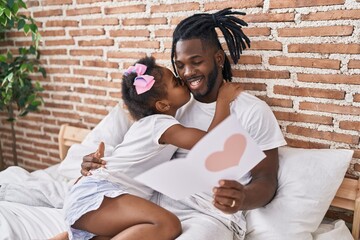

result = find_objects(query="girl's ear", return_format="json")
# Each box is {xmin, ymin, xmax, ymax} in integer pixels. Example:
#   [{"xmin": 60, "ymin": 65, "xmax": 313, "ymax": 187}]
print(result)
[
  {"xmin": 155, "ymin": 100, "xmax": 170, "ymax": 113},
  {"xmin": 215, "ymin": 49, "xmax": 225, "ymax": 67}
]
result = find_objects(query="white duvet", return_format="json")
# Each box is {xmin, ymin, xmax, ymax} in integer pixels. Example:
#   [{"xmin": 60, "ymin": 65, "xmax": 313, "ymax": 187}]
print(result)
[{"xmin": 0, "ymin": 165, "xmax": 354, "ymax": 240}]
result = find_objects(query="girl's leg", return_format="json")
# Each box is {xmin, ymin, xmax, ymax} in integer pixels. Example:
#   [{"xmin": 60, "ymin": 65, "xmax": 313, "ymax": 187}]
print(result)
[{"xmin": 73, "ymin": 194, "xmax": 182, "ymax": 240}]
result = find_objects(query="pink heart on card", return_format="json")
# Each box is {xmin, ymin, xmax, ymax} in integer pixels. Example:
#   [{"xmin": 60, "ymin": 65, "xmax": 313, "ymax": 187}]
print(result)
[{"xmin": 205, "ymin": 134, "xmax": 247, "ymax": 172}]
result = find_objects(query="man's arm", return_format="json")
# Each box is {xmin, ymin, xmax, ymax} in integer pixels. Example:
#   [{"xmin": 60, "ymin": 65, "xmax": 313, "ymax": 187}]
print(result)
[{"xmin": 212, "ymin": 148, "xmax": 279, "ymax": 214}]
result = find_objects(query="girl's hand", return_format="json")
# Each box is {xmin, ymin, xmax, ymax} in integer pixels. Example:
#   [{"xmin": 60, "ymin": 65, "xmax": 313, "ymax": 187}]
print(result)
[
  {"xmin": 80, "ymin": 142, "xmax": 106, "ymax": 176},
  {"xmin": 217, "ymin": 82, "xmax": 243, "ymax": 105}
]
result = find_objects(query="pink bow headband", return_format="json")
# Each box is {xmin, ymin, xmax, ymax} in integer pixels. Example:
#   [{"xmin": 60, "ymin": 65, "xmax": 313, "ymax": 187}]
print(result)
[{"xmin": 125, "ymin": 64, "xmax": 155, "ymax": 95}]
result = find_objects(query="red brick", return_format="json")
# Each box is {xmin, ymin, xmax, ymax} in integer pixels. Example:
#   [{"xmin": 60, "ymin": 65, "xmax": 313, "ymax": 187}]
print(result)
[
  {"xmin": 274, "ymin": 111, "xmax": 333, "ymax": 125},
  {"xmin": 258, "ymin": 96, "xmax": 293, "ymax": 108},
  {"xmin": 270, "ymin": 0, "xmax": 345, "ymax": 9},
  {"xmin": 349, "ymin": 60, "xmax": 360, "ymax": 69},
  {"xmin": 45, "ymin": 39, "xmax": 75, "ymax": 46},
  {"xmin": 278, "ymin": 26, "xmax": 353, "ymax": 37},
  {"xmin": 249, "ymin": 41, "xmax": 282, "ymax": 51},
  {"xmin": 42, "ymin": 0, "xmax": 72, "ymax": 5},
  {"xmin": 77, "ymin": 0, "xmax": 111, "ymax": 3},
  {"xmin": 238, "ymin": 56, "xmax": 262, "ymax": 65},
  {"xmin": 84, "ymin": 98, "xmax": 119, "ymax": 107},
  {"xmin": 88, "ymin": 80, "xmax": 121, "ymax": 88},
  {"xmin": 33, "ymin": 9, "xmax": 62, "ymax": 18},
  {"xmin": 302, "ymin": 9, "xmax": 360, "ymax": 21},
  {"xmin": 76, "ymin": 106, "xmax": 109, "ymax": 115},
  {"xmin": 242, "ymin": 83, "xmax": 267, "ymax": 91},
  {"xmin": 69, "ymin": 29, "xmax": 105, "ymax": 36},
  {"xmin": 286, "ymin": 126, "xmax": 359, "ymax": 144},
  {"xmin": 285, "ymin": 138, "xmax": 330, "ymax": 149},
  {"xmin": 110, "ymin": 29, "xmax": 150, "ymax": 38},
  {"xmin": 204, "ymin": 0, "xmax": 263, "ymax": 10},
  {"xmin": 73, "ymin": 69, "xmax": 107, "ymax": 78},
  {"xmin": 46, "ymin": 20, "xmax": 79, "ymax": 27},
  {"xmin": 269, "ymin": 57, "xmax": 340, "ymax": 70},
  {"xmin": 243, "ymin": 27, "xmax": 271, "ymax": 37},
  {"xmin": 105, "ymin": 5, "xmax": 146, "ymax": 14},
  {"xmin": 233, "ymin": 70, "xmax": 290, "ymax": 79},
  {"xmin": 339, "ymin": 121, "xmax": 360, "ymax": 131},
  {"xmin": 44, "ymin": 67, "xmax": 70, "ymax": 74},
  {"xmin": 120, "ymin": 41, "xmax": 160, "ymax": 49},
  {"xmin": 73, "ymin": 87, "xmax": 107, "ymax": 96},
  {"xmin": 82, "ymin": 18, "xmax": 119, "ymax": 26},
  {"xmin": 242, "ymin": 13, "xmax": 295, "ymax": 23},
  {"xmin": 154, "ymin": 29, "xmax": 174, "ymax": 38},
  {"xmin": 70, "ymin": 49, "xmax": 103, "ymax": 56},
  {"xmin": 51, "ymin": 94, "xmax": 82, "ymax": 102},
  {"xmin": 107, "ymin": 51, "xmax": 146, "ymax": 59},
  {"xmin": 273, "ymin": 86, "xmax": 345, "ymax": 99},
  {"xmin": 151, "ymin": 52, "xmax": 171, "ymax": 60},
  {"xmin": 52, "ymin": 111, "xmax": 81, "ymax": 120},
  {"xmin": 300, "ymin": 102, "xmax": 360, "ymax": 116},
  {"xmin": 288, "ymin": 43, "xmax": 360, "ymax": 54},
  {"xmin": 39, "ymin": 30, "xmax": 66, "ymax": 37},
  {"xmin": 122, "ymin": 18, "xmax": 167, "ymax": 26},
  {"xmin": 297, "ymin": 74, "xmax": 360, "ymax": 85},
  {"xmin": 50, "ymin": 59, "xmax": 80, "ymax": 65},
  {"xmin": 83, "ymin": 60, "xmax": 119, "ymax": 68},
  {"xmin": 79, "ymin": 39, "xmax": 114, "ymax": 47},
  {"xmin": 53, "ymin": 77, "xmax": 85, "ymax": 84},
  {"xmin": 354, "ymin": 94, "xmax": 360, "ymax": 102},
  {"xmin": 45, "ymin": 102, "xmax": 74, "ymax": 110},
  {"xmin": 66, "ymin": 7, "xmax": 101, "ymax": 16},
  {"xmin": 152, "ymin": 3, "xmax": 200, "ymax": 12}
]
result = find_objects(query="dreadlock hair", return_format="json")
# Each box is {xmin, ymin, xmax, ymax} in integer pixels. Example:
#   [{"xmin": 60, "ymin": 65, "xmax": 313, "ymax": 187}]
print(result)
[
  {"xmin": 122, "ymin": 56, "xmax": 167, "ymax": 120},
  {"xmin": 171, "ymin": 7, "xmax": 250, "ymax": 82}
]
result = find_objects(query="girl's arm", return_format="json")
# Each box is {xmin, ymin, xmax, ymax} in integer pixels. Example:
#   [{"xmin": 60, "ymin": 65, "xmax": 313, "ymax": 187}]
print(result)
[{"xmin": 160, "ymin": 83, "xmax": 243, "ymax": 150}]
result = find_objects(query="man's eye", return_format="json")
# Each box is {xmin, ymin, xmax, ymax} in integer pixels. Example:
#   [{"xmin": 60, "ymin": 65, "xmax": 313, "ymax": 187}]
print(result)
[{"xmin": 193, "ymin": 61, "xmax": 202, "ymax": 65}]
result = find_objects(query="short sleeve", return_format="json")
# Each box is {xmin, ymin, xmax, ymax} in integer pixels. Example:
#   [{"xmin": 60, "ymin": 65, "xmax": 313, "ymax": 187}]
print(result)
[
  {"xmin": 152, "ymin": 115, "xmax": 180, "ymax": 145},
  {"xmin": 231, "ymin": 93, "xmax": 287, "ymax": 151}
]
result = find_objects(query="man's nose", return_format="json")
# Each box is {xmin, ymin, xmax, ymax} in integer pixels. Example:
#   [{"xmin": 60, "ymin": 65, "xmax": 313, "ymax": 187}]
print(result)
[{"xmin": 183, "ymin": 66, "xmax": 195, "ymax": 78}]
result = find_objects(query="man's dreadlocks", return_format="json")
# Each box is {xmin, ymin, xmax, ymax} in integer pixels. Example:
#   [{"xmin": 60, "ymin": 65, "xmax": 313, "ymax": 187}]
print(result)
[{"xmin": 171, "ymin": 8, "xmax": 251, "ymax": 82}]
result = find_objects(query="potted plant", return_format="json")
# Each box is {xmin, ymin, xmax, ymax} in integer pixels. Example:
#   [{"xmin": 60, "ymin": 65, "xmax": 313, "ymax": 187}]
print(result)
[{"xmin": 0, "ymin": 0, "xmax": 46, "ymax": 169}]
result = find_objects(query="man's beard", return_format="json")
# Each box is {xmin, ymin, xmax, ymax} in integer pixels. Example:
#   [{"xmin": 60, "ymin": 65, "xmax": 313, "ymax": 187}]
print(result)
[{"xmin": 192, "ymin": 61, "xmax": 218, "ymax": 99}]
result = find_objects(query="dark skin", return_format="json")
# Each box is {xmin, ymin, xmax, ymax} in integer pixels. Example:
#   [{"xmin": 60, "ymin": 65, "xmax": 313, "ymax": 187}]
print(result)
[
  {"xmin": 174, "ymin": 38, "xmax": 279, "ymax": 213},
  {"xmin": 82, "ymin": 39, "xmax": 279, "ymax": 214}
]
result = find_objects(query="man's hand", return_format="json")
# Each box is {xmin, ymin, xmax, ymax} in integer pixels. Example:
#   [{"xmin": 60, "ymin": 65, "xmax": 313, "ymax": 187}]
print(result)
[
  {"xmin": 80, "ymin": 142, "xmax": 106, "ymax": 176},
  {"xmin": 212, "ymin": 180, "xmax": 245, "ymax": 214}
]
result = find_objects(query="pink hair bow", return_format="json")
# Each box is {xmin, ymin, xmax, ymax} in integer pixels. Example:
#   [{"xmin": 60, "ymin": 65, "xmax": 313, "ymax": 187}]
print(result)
[{"xmin": 125, "ymin": 63, "xmax": 155, "ymax": 95}]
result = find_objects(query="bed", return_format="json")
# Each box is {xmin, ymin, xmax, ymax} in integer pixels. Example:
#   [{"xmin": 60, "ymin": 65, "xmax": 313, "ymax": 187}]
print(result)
[{"xmin": 0, "ymin": 120, "xmax": 358, "ymax": 240}]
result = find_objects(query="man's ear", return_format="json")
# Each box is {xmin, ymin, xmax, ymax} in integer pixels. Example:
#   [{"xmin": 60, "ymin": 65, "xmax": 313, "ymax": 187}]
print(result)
[
  {"xmin": 155, "ymin": 100, "xmax": 170, "ymax": 113},
  {"xmin": 215, "ymin": 49, "xmax": 225, "ymax": 67}
]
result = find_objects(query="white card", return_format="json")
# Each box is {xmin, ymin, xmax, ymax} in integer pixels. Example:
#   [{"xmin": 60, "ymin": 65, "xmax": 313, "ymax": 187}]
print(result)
[{"xmin": 135, "ymin": 115, "xmax": 266, "ymax": 200}]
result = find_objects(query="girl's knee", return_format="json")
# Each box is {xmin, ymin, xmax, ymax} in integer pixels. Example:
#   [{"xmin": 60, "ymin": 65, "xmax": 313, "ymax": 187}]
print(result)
[{"xmin": 157, "ymin": 212, "xmax": 182, "ymax": 239}]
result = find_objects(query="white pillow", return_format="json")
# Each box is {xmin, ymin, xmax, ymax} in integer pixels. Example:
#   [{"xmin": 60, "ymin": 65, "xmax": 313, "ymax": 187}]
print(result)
[{"xmin": 245, "ymin": 147, "xmax": 354, "ymax": 240}]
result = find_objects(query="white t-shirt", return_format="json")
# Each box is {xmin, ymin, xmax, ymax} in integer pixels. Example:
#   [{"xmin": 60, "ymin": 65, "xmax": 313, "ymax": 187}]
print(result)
[
  {"xmin": 173, "ymin": 92, "xmax": 287, "ymax": 231},
  {"xmin": 90, "ymin": 114, "xmax": 179, "ymax": 199}
]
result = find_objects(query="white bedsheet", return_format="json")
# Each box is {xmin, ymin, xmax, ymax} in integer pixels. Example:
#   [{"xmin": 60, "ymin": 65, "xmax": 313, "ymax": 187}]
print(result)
[{"xmin": 0, "ymin": 165, "xmax": 354, "ymax": 240}]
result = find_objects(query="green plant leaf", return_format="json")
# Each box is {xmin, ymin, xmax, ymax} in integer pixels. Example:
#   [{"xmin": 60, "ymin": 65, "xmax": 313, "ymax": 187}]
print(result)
[
  {"xmin": 29, "ymin": 23, "xmax": 37, "ymax": 33},
  {"xmin": 7, "ymin": 0, "xmax": 15, "ymax": 8},
  {"xmin": 17, "ymin": 18, "xmax": 25, "ymax": 30},
  {"xmin": 4, "ymin": 9, "xmax": 11, "ymax": 19},
  {"xmin": 0, "ymin": 55, "xmax": 6, "ymax": 62},
  {"xmin": 23, "ymin": 23, "xmax": 30, "ymax": 34},
  {"xmin": 18, "ymin": 0, "xmax": 27, "ymax": 9},
  {"xmin": 38, "ymin": 67, "xmax": 46, "ymax": 78},
  {"xmin": 0, "ymin": 16, "xmax": 7, "ymax": 26}
]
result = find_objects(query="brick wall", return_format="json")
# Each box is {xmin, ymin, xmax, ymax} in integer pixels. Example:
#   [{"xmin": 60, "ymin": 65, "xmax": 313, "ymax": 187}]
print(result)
[{"xmin": 0, "ymin": 0, "xmax": 359, "ymax": 175}]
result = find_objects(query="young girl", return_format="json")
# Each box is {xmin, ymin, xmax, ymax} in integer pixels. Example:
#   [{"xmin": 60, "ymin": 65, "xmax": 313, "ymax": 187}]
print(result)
[{"xmin": 63, "ymin": 56, "xmax": 242, "ymax": 240}]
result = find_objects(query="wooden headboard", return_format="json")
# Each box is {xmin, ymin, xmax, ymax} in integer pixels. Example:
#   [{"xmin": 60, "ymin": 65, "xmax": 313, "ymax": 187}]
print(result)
[{"xmin": 57, "ymin": 124, "xmax": 360, "ymax": 239}]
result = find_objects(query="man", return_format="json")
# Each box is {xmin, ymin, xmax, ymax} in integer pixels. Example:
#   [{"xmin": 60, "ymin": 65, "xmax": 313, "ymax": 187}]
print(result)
[{"xmin": 80, "ymin": 8, "xmax": 286, "ymax": 239}]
